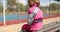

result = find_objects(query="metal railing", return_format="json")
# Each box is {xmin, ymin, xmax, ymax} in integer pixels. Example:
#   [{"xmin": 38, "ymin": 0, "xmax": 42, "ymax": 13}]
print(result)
[
  {"xmin": 19, "ymin": 21, "xmax": 60, "ymax": 32},
  {"xmin": 40, "ymin": 21, "xmax": 60, "ymax": 31}
]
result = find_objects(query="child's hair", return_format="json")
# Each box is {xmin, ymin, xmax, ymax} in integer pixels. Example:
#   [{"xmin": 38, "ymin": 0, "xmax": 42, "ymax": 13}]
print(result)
[
  {"xmin": 28, "ymin": 0, "xmax": 40, "ymax": 7},
  {"xmin": 35, "ymin": 0, "xmax": 40, "ymax": 7}
]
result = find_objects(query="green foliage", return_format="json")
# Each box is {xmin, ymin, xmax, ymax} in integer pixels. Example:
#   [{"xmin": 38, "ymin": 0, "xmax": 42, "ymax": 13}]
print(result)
[
  {"xmin": 7, "ymin": 0, "xmax": 16, "ymax": 6},
  {"xmin": 0, "ymin": 5, "xmax": 3, "ymax": 13},
  {"xmin": 18, "ymin": 3, "xmax": 25, "ymax": 12},
  {"xmin": 7, "ymin": 0, "xmax": 17, "ymax": 12},
  {"xmin": 25, "ymin": 5, "xmax": 29, "ymax": 12},
  {"xmin": 18, "ymin": 3, "xmax": 29, "ymax": 12},
  {"xmin": 49, "ymin": 3, "xmax": 60, "ymax": 11},
  {"xmin": 40, "ymin": 6, "xmax": 48, "ymax": 11},
  {"xmin": 7, "ymin": 0, "xmax": 28, "ymax": 12},
  {"xmin": 40, "ymin": 3, "xmax": 60, "ymax": 11}
]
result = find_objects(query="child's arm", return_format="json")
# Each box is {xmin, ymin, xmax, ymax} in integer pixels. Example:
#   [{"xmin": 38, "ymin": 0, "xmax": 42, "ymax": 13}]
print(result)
[
  {"xmin": 28, "ymin": 13, "xmax": 35, "ymax": 25},
  {"xmin": 28, "ymin": 7, "xmax": 39, "ymax": 25}
]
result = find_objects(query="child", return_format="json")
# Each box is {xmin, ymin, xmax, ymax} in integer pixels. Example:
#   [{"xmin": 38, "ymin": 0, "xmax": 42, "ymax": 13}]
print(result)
[{"xmin": 28, "ymin": 0, "xmax": 43, "ymax": 32}]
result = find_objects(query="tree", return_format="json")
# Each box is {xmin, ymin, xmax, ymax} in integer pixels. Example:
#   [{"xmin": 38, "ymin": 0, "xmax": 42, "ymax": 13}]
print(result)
[
  {"xmin": 40, "ymin": 6, "xmax": 48, "ymax": 11},
  {"xmin": 25, "ymin": 5, "xmax": 29, "ymax": 12},
  {"xmin": 49, "ymin": 3, "xmax": 60, "ymax": 11},
  {"xmin": 18, "ymin": 3, "xmax": 25, "ymax": 12},
  {"xmin": 7, "ymin": 0, "xmax": 16, "ymax": 6},
  {"xmin": 7, "ymin": 0, "xmax": 17, "ymax": 12},
  {"xmin": 0, "ymin": 5, "xmax": 3, "ymax": 13}
]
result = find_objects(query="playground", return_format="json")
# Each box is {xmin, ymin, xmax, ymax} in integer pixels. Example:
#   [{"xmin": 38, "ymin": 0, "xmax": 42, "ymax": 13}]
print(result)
[
  {"xmin": 0, "ymin": 15, "xmax": 60, "ymax": 32},
  {"xmin": 0, "ymin": 0, "xmax": 60, "ymax": 32}
]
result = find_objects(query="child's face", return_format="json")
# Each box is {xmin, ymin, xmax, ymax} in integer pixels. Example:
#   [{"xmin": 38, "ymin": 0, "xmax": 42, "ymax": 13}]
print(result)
[{"xmin": 28, "ymin": 0, "xmax": 34, "ymax": 7}]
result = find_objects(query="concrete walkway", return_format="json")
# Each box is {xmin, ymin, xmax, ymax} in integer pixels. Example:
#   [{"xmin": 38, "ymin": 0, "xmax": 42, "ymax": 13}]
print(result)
[{"xmin": 0, "ymin": 17, "xmax": 60, "ymax": 32}]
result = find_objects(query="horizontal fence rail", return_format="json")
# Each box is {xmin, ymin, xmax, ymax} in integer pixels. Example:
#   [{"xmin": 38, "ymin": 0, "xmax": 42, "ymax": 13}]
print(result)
[
  {"xmin": 40, "ymin": 21, "xmax": 60, "ymax": 31},
  {"xmin": 20, "ymin": 21, "xmax": 60, "ymax": 32}
]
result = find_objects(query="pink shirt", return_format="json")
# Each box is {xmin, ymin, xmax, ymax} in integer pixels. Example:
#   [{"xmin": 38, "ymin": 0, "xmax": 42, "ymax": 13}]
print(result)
[
  {"xmin": 28, "ymin": 4, "xmax": 43, "ymax": 20},
  {"xmin": 28, "ymin": 4, "xmax": 43, "ymax": 30}
]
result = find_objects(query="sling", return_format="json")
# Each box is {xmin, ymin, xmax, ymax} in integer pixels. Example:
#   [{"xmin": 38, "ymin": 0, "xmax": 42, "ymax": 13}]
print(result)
[{"xmin": 28, "ymin": 7, "xmax": 39, "ymax": 25}]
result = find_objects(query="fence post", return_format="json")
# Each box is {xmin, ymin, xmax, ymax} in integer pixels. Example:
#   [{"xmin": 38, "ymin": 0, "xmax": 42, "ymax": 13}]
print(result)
[{"xmin": 3, "ymin": 0, "xmax": 6, "ymax": 26}]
